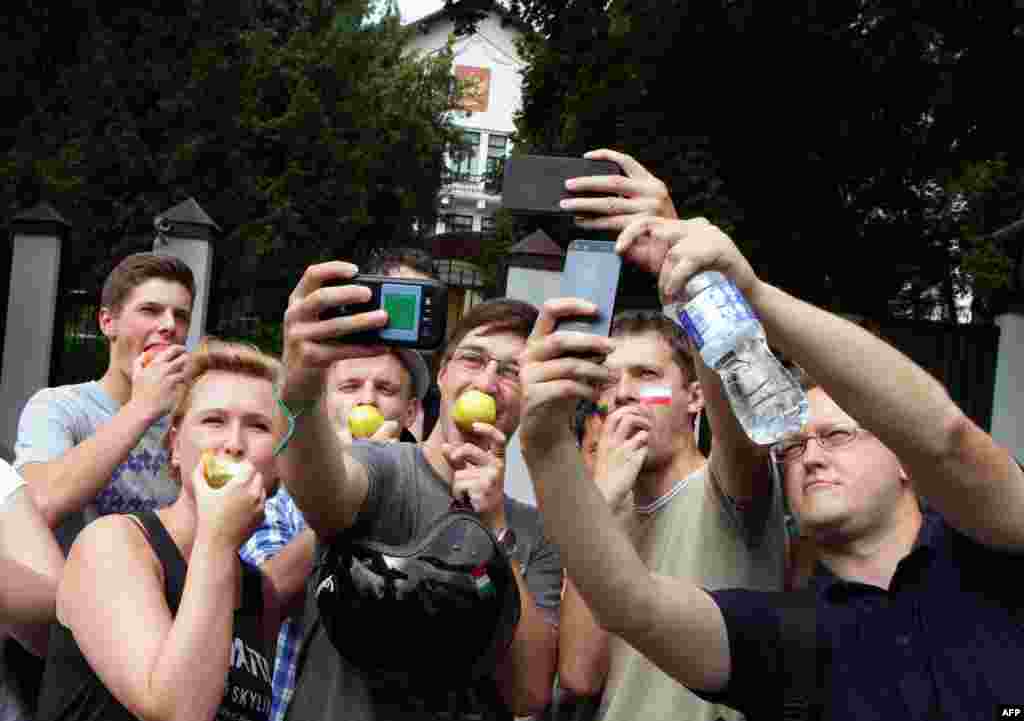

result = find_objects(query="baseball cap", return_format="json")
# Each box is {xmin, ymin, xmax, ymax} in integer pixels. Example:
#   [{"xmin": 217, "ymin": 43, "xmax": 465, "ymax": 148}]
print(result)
[{"xmin": 393, "ymin": 348, "xmax": 430, "ymax": 401}]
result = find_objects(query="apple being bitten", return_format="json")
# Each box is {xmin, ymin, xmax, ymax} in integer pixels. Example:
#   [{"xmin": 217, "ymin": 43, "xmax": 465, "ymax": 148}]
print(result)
[{"xmin": 200, "ymin": 450, "xmax": 250, "ymax": 489}]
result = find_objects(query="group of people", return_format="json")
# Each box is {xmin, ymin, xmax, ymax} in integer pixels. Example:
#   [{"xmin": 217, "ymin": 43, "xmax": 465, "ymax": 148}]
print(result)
[{"xmin": 0, "ymin": 148, "xmax": 1019, "ymax": 721}]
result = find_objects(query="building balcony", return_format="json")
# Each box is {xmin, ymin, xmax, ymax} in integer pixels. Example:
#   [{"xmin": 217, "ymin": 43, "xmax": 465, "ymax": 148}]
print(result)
[{"xmin": 441, "ymin": 170, "xmax": 504, "ymax": 199}]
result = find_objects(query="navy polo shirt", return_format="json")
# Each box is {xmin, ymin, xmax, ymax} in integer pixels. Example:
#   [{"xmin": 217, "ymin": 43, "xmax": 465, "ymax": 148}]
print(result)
[{"xmin": 698, "ymin": 512, "xmax": 1024, "ymax": 720}]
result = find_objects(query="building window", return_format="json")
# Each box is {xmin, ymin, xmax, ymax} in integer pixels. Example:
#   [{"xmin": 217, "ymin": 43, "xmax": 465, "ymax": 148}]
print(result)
[
  {"xmin": 444, "ymin": 214, "xmax": 474, "ymax": 233},
  {"xmin": 448, "ymin": 131, "xmax": 480, "ymax": 180},
  {"xmin": 480, "ymin": 216, "xmax": 497, "ymax": 234},
  {"xmin": 484, "ymin": 134, "xmax": 507, "ymax": 193}
]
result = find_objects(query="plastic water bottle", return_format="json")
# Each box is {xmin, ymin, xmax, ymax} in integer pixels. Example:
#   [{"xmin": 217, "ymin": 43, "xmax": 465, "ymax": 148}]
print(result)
[{"xmin": 663, "ymin": 272, "xmax": 808, "ymax": 445}]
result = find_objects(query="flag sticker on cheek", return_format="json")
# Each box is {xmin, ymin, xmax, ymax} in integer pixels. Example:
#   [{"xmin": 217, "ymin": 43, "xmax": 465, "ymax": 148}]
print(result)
[{"xmin": 639, "ymin": 385, "xmax": 672, "ymax": 406}]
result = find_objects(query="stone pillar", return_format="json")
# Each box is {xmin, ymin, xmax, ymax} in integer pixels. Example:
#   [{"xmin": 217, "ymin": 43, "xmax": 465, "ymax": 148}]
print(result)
[
  {"xmin": 498, "ymin": 229, "xmax": 565, "ymax": 506},
  {"xmin": 991, "ymin": 307, "xmax": 1024, "ymax": 458},
  {"xmin": 0, "ymin": 204, "xmax": 71, "ymax": 460},
  {"xmin": 989, "ymin": 217, "xmax": 1024, "ymax": 460},
  {"xmin": 152, "ymin": 198, "xmax": 220, "ymax": 349}
]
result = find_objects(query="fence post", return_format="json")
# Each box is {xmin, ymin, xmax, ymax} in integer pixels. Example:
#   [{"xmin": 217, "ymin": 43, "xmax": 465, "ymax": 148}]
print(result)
[
  {"xmin": 153, "ymin": 198, "xmax": 220, "ymax": 350},
  {"xmin": 0, "ymin": 203, "xmax": 71, "ymax": 461}
]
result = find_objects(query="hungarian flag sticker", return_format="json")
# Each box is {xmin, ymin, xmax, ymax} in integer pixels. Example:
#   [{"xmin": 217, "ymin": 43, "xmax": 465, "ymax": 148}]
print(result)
[{"xmin": 472, "ymin": 563, "xmax": 496, "ymax": 599}]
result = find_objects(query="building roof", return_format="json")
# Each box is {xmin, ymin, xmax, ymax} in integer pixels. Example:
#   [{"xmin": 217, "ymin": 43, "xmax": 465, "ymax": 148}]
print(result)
[
  {"xmin": 508, "ymin": 228, "xmax": 562, "ymax": 256},
  {"xmin": 409, "ymin": 0, "xmax": 531, "ymax": 35},
  {"xmin": 12, "ymin": 202, "xmax": 71, "ymax": 227},
  {"xmin": 158, "ymin": 197, "xmax": 221, "ymax": 231}
]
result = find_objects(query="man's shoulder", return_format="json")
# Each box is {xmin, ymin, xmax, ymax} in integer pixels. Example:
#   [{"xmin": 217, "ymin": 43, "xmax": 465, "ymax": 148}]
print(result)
[{"xmin": 25, "ymin": 381, "xmax": 102, "ymax": 411}]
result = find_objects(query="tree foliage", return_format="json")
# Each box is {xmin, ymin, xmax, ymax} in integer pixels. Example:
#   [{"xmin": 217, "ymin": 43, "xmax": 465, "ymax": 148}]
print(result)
[
  {"xmin": 504, "ymin": 0, "xmax": 1024, "ymax": 321},
  {"xmin": 2, "ymin": 0, "xmax": 460, "ymax": 301}
]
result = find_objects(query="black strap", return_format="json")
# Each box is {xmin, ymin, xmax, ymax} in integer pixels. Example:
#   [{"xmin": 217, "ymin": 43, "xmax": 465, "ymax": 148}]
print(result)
[
  {"xmin": 131, "ymin": 511, "xmax": 188, "ymax": 614},
  {"xmin": 777, "ymin": 588, "xmax": 821, "ymax": 721}
]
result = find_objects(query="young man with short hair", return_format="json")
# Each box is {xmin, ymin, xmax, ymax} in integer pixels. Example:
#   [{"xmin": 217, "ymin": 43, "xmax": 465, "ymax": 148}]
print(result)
[{"xmin": 14, "ymin": 252, "xmax": 194, "ymax": 529}]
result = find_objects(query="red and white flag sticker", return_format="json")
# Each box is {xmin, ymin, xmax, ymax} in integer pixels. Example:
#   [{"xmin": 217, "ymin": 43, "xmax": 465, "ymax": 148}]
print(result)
[{"xmin": 638, "ymin": 385, "xmax": 672, "ymax": 405}]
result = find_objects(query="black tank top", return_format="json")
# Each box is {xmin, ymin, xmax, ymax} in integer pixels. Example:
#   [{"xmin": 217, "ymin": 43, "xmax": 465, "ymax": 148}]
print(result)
[{"xmin": 36, "ymin": 510, "xmax": 273, "ymax": 721}]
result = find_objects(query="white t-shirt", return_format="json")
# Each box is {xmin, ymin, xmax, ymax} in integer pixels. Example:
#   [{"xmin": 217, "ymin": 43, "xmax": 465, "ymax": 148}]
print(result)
[{"xmin": 0, "ymin": 461, "xmax": 25, "ymax": 507}]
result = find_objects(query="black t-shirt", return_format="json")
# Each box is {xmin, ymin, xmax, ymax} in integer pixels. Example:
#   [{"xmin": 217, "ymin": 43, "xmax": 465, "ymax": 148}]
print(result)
[
  {"xmin": 36, "ymin": 511, "xmax": 273, "ymax": 721},
  {"xmin": 698, "ymin": 512, "xmax": 1024, "ymax": 720}
]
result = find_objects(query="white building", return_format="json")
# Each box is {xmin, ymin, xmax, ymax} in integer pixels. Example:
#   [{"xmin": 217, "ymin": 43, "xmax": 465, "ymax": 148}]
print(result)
[{"xmin": 406, "ymin": 4, "xmax": 527, "ymax": 328}]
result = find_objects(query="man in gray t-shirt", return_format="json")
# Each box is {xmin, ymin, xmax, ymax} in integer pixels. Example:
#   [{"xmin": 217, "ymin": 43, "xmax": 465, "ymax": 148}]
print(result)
[
  {"xmin": 288, "ymin": 441, "xmax": 561, "ymax": 721},
  {"xmin": 275, "ymin": 278, "xmax": 561, "ymax": 721}
]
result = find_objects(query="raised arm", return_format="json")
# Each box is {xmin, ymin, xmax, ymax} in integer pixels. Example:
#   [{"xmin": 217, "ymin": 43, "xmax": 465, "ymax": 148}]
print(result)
[
  {"xmin": 519, "ymin": 298, "xmax": 733, "ymax": 695},
  {"xmin": 619, "ymin": 215, "xmax": 1024, "ymax": 552},
  {"xmin": 60, "ymin": 465, "xmax": 266, "ymax": 721},
  {"xmin": 275, "ymin": 262, "xmax": 391, "ymax": 539},
  {"xmin": 16, "ymin": 345, "xmax": 188, "ymax": 527},
  {"xmin": 558, "ymin": 405, "xmax": 647, "ymax": 696}
]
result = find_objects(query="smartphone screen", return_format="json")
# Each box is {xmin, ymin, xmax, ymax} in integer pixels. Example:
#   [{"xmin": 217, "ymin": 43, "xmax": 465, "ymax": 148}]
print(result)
[
  {"xmin": 379, "ymin": 282, "xmax": 422, "ymax": 343},
  {"xmin": 558, "ymin": 239, "xmax": 622, "ymax": 336}
]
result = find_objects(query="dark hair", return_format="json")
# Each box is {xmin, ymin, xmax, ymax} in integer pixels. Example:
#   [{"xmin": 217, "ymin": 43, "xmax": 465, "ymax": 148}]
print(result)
[
  {"xmin": 610, "ymin": 310, "xmax": 696, "ymax": 383},
  {"xmin": 573, "ymin": 399, "xmax": 604, "ymax": 447},
  {"xmin": 441, "ymin": 298, "xmax": 539, "ymax": 367},
  {"xmin": 365, "ymin": 247, "xmax": 436, "ymax": 279},
  {"xmin": 101, "ymin": 253, "xmax": 196, "ymax": 314}
]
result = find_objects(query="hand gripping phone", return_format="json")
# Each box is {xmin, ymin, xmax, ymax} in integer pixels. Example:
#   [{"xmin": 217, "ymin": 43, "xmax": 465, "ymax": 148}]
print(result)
[
  {"xmin": 557, "ymin": 239, "xmax": 622, "ymax": 338},
  {"xmin": 501, "ymin": 155, "xmax": 622, "ymax": 215},
  {"xmin": 319, "ymin": 275, "xmax": 448, "ymax": 351}
]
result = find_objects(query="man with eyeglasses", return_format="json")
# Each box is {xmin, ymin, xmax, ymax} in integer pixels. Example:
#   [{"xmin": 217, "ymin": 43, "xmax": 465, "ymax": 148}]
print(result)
[
  {"xmin": 273, "ymin": 274, "xmax": 562, "ymax": 721},
  {"xmin": 515, "ymin": 214, "xmax": 1024, "ymax": 720}
]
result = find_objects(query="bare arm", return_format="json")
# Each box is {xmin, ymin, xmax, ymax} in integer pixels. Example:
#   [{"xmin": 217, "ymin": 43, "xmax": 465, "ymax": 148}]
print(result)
[
  {"xmin": 698, "ymin": 356, "xmax": 774, "ymax": 518},
  {"xmin": 751, "ymin": 281, "xmax": 1024, "ymax": 550},
  {"xmin": 61, "ymin": 517, "xmax": 241, "ymax": 721},
  {"xmin": 277, "ymin": 262, "xmax": 393, "ymax": 540},
  {"xmin": 558, "ymin": 577, "xmax": 611, "ymax": 696},
  {"xmin": 618, "ymin": 215, "xmax": 1024, "ymax": 552},
  {"xmin": 20, "ymin": 401, "xmax": 161, "ymax": 527},
  {"xmin": 0, "ymin": 485, "xmax": 64, "ymax": 654},
  {"xmin": 259, "ymin": 528, "xmax": 316, "ymax": 620},
  {"xmin": 18, "ymin": 346, "xmax": 187, "ymax": 527},
  {"xmin": 493, "ymin": 562, "xmax": 559, "ymax": 715},
  {"xmin": 519, "ymin": 299, "xmax": 734, "ymax": 695}
]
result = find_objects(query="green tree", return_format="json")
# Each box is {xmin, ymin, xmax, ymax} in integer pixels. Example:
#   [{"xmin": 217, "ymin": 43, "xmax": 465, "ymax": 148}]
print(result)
[{"xmin": 503, "ymin": 0, "xmax": 1024, "ymax": 321}]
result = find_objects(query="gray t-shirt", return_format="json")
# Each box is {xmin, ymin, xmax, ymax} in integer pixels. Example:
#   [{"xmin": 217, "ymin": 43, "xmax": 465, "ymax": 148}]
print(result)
[
  {"xmin": 286, "ymin": 442, "xmax": 562, "ymax": 721},
  {"xmin": 13, "ymin": 381, "xmax": 179, "ymax": 524}
]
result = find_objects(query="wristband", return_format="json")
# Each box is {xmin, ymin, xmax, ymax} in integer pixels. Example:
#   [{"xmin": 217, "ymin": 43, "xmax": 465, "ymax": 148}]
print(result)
[{"xmin": 273, "ymin": 382, "xmax": 320, "ymax": 456}]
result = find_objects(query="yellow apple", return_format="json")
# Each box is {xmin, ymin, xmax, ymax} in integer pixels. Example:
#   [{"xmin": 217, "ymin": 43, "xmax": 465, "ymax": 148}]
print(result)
[
  {"xmin": 201, "ymin": 450, "xmax": 250, "ymax": 489},
  {"xmin": 348, "ymin": 404, "xmax": 385, "ymax": 439},
  {"xmin": 452, "ymin": 390, "xmax": 497, "ymax": 431}
]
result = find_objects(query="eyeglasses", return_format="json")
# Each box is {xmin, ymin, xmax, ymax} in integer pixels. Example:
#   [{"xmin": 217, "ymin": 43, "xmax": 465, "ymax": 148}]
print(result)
[
  {"xmin": 770, "ymin": 426, "xmax": 869, "ymax": 463},
  {"xmin": 450, "ymin": 347, "xmax": 521, "ymax": 383}
]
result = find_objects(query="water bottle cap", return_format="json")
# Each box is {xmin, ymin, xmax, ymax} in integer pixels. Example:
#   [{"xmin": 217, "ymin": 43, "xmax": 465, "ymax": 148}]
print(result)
[{"xmin": 684, "ymin": 271, "xmax": 726, "ymax": 299}]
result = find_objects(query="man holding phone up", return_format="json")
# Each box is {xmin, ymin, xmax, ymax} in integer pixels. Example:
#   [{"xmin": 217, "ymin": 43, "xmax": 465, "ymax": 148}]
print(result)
[
  {"xmin": 272, "ymin": 267, "xmax": 563, "ymax": 721},
  {"xmin": 551, "ymin": 150, "xmax": 786, "ymax": 721}
]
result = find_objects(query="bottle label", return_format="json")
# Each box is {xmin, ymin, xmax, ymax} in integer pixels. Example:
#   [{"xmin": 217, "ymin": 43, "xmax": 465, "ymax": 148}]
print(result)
[{"xmin": 677, "ymin": 278, "xmax": 756, "ymax": 350}]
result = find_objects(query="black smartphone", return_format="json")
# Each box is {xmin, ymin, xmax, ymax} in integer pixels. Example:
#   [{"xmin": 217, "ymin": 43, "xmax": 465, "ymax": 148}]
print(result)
[
  {"xmin": 319, "ymin": 274, "xmax": 448, "ymax": 351},
  {"xmin": 501, "ymin": 155, "xmax": 622, "ymax": 215},
  {"xmin": 557, "ymin": 239, "xmax": 622, "ymax": 337}
]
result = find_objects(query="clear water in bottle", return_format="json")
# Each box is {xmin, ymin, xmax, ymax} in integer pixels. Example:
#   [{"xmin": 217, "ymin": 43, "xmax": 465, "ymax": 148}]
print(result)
[{"xmin": 664, "ymin": 272, "xmax": 808, "ymax": 445}]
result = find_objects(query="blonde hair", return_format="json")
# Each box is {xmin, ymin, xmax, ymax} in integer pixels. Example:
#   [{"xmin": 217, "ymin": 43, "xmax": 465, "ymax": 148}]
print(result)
[{"xmin": 164, "ymin": 338, "xmax": 284, "ymax": 483}]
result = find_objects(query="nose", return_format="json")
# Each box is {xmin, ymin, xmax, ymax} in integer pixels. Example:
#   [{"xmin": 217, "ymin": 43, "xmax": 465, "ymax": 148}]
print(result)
[
  {"xmin": 157, "ymin": 308, "xmax": 176, "ymax": 334},
  {"xmin": 799, "ymin": 434, "xmax": 828, "ymax": 468},
  {"xmin": 612, "ymin": 376, "xmax": 639, "ymax": 411},
  {"xmin": 221, "ymin": 421, "xmax": 246, "ymax": 458},
  {"xmin": 356, "ymin": 382, "xmax": 377, "ymax": 407},
  {"xmin": 474, "ymin": 360, "xmax": 500, "ymax": 395}
]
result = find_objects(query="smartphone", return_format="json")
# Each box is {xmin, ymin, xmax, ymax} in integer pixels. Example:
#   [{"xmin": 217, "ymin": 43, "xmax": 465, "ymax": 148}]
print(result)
[
  {"xmin": 557, "ymin": 239, "xmax": 622, "ymax": 338},
  {"xmin": 501, "ymin": 155, "xmax": 622, "ymax": 215},
  {"xmin": 319, "ymin": 274, "xmax": 448, "ymax": 351}
]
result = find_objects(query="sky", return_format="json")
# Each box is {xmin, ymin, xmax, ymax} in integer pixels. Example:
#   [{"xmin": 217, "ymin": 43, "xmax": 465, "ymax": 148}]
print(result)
[{"xmin": 398, "ymin": 0, "xmax": 446, "ymax": 23}]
